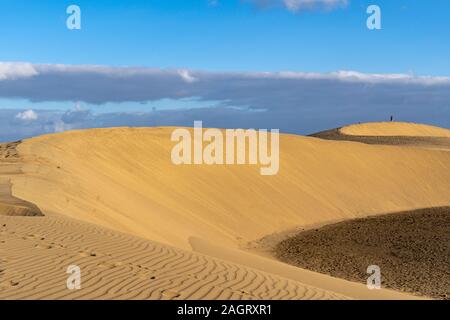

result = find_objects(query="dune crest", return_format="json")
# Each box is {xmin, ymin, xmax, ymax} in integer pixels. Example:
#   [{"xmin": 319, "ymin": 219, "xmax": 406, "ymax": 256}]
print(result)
[{"xmin": 340, "ymin": 122, "xmax": 450, "ymax": 137}]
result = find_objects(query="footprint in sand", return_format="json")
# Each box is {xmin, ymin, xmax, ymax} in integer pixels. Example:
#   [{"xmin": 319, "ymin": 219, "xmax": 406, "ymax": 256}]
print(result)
[
  {"xmin": 134, "ymin": 270, "xmax": 157, "ymax": 280},
  {"xmin": 34, "ymin": 244, "xmax": 53, "ymax": 249},
  {"xmin": 50, "ymin": 242, "xmax": 66, "ymax": 249},
  {"xmin": 79, "ymin": 251, "xmax": 97, "ymax": 257},
  {"xmin": 9, "ymin": 280, "xmax": 19, "ymax": 287},
  {"xmin": 161, "ymin": 290, "xmax": 181, "ymax": 299}
]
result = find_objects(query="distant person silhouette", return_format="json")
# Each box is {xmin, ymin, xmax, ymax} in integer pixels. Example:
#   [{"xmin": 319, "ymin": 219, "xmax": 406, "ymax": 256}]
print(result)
[{"xmin": 390, "ymin": 115, "xmax": 393, "ymax": 122}]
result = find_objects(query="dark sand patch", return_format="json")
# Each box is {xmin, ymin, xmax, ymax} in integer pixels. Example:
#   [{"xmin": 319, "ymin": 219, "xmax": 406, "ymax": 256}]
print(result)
[
  {"xmin": 275, "ymin": 207, "xmax": 450, "ymax": 300},
  {"xmin": 311, "ymin": 128, "xmax": 450, "ymax": 150}
]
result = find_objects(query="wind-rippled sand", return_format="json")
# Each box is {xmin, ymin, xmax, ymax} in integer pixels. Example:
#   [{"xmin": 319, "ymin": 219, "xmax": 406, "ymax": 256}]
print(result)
[{"xmin": 0, "ymin": 214, "xmax": 349, "ymax": 300}]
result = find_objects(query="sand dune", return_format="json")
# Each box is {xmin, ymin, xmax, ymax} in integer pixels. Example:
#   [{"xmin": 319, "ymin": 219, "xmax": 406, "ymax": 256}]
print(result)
[
  {"xmin": 1, "ymin": 122, "xmax": 449, "ymax": 300},
  {"xmin": 12, "ymin": 127, "xmax": 450, "ymax": 250},
  {"xmin": 340, "ymin": 122, "xmax": 450, "ymax": 137}
]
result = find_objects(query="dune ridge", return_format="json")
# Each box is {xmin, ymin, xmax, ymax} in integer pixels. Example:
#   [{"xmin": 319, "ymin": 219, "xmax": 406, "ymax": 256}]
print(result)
[{"xmin": 340, "ymin": 122, "xmax": 450, "ymax": 137}]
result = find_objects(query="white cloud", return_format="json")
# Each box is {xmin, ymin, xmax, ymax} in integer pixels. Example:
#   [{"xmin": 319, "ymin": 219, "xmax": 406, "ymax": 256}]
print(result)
[
  {"xmin": 330, "ymin": 70, "xmax": 450, "ymax": 85},
  {"xmin": 219, "ymin": 69, "xmax": 450, "ymax": 86},
  {"xmin": 15, "ymin": 109, "xmax": 38, "ymax": 121},
  {"xmin": 268, "ymin": 70, "xmax": 450, "ymax": 85},
  {"xmin": 0, "ymin": 62, "xmax": 38, "ymax": 81},
  {"xmin": 178, "ymin": 69, "xmax": 198, "ymax": 83}
]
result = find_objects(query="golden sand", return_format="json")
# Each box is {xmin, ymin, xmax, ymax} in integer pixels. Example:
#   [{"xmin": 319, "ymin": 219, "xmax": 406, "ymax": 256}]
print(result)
[
  {"xmin": 1, "ymin": 122, "xmax": 449, "ymax": 300},
  {"xmin": 340, "ymin": 122, "xmax": 450, "ymax": 137}
]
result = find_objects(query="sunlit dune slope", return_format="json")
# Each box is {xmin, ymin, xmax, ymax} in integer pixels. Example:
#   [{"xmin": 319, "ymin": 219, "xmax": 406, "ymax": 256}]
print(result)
[
  {"xmin": 340, "ymin": 122, "xmax": 450, "ymax": 137},
  {"xmin": 12, "ymin": 126, "xmax": 450, "ymax": 251}
]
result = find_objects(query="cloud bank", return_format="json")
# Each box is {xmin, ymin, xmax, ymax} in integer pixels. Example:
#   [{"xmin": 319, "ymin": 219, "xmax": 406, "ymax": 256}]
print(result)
[
  {"xmin": 0, "ymin": 62, "xmax": 449, "ymax": 141},
  {"xmin": 1, "ymin": 63, "xmax": 449, "ymax": 105}
]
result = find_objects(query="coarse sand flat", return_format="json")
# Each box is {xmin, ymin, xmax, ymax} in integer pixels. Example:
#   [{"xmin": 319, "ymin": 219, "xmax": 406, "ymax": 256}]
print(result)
[{"xmin": 275, "ymin": 207, "xmax": 450, "ymax": 300}]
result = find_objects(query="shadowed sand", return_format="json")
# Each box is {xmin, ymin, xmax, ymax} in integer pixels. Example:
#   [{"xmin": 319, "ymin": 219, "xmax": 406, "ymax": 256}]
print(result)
[
  {"xmin": 312, "ymin": 122, "xmax": 450, "ymax": 151},
  {"xmin": 0, "ymin": 143, "xmax": 42, "ymax": 217},
  {"xmin": 0, "ymin": 122, "xmax": 449, "ymax": 300},
  {"xmin": 275, "ymin": 207, "xmax": 450, "ymax": 300}
]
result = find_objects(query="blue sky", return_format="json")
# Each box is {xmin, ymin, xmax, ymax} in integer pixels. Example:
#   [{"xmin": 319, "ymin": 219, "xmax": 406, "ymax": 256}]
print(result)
[
  {"xmin": 1, "ymin": 0, "xmax": 449, "ymax": 74},
  {"xmin": 0, "ymin": 0, "xmax": 449, "ymax": 141}
]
